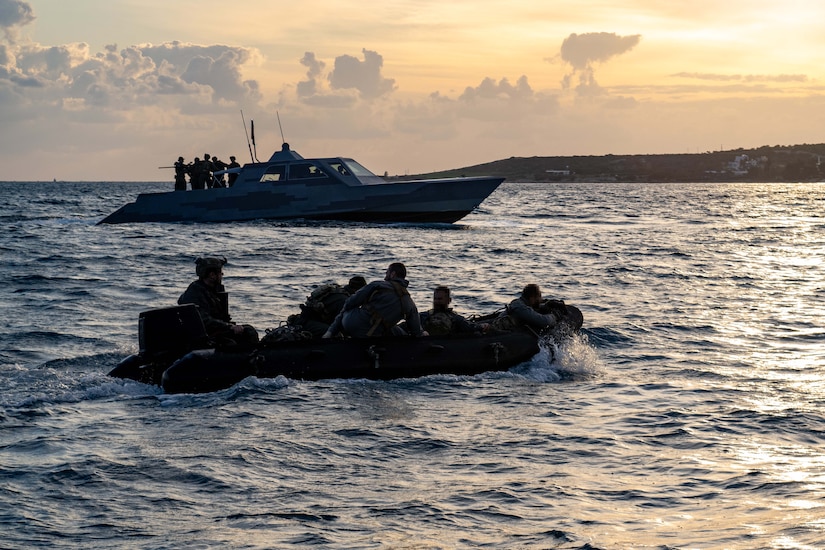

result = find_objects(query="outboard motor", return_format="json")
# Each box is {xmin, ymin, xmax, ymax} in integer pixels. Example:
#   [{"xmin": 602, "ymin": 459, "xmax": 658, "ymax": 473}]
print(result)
[{"xmin": 109, "ymin": 304, "xmax": 210, "ymax": 385}]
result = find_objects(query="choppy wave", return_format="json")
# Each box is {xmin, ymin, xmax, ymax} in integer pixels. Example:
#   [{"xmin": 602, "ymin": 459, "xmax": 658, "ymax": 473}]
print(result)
[{"xmin": 1, "ymin": 180, "xmax": 824, "ymax": 548}]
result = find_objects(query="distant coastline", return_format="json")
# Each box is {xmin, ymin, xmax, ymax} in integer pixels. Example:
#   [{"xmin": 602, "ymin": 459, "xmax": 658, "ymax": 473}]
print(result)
[
  {"xmin": 393, "ymin": 143, "xmax": 825, "ymax": 183},
  {"xmin": 4, "ymin": 143, "xmax": 825, "ymax": 184}
]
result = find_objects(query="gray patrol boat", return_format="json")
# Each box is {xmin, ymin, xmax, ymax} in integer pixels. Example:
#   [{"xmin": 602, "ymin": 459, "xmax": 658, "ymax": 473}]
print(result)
[{"xmin": 99, "ymin": 143, "xmax": 504, "ymax": 224}]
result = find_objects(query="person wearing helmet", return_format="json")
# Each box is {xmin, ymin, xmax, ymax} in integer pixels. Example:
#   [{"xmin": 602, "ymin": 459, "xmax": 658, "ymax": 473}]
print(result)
[{"xmin": 178, "ymin": 257, "xmax": 258, "ymax": 347}]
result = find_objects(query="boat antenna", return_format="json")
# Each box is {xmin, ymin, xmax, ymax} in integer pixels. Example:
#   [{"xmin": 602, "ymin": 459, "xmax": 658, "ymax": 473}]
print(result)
[
  {"xmin": 277, "ymin": 111, "xmax": 286, "ymax": 145},
  {"xmin": 240, "ymin": 110, "xmax": 254, "ymax": 163},
  {"xmin": 250, "ymin": 119, "xmax": 260, "ymax": 162}
]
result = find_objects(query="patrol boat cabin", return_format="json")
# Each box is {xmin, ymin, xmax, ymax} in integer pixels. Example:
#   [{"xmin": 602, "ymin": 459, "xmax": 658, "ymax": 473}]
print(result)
[{"xmin": 98, "ymin": 144, "xmax": 504, "ymax": 224}]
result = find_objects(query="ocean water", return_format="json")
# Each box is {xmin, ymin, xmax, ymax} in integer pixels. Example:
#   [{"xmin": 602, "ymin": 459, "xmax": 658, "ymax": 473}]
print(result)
[{"xmin": 1, "ymin": 179, "xmax": 824, "ymax": 549}]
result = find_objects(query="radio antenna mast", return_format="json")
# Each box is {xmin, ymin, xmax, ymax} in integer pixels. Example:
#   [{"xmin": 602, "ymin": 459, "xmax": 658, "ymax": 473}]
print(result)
[
  {"xmin": 240, "ymin": 110, "xmax": 254, "ymax": 163},
  {"xmin": 250, "ymin": 119, "xmax": 259, "ymax": 162},
  {"xmin": 277, "ymin": 111, "xmax": 286, "ymax": 145}
]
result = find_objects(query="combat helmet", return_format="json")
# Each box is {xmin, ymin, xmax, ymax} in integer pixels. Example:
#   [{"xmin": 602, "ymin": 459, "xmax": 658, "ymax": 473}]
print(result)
[
  {"xmin": 347, "ymin": 276, "xmax": 367, "ymax": 291},
  {"xmin": 195, "ymin": 256, "xmax": 227, "ymax": 278}
]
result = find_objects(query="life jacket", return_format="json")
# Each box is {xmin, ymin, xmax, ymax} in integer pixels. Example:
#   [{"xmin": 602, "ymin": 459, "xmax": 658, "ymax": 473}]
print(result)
[{"xmin": 423, "ymin": 310, "xmax": 454, "ymax": 336}]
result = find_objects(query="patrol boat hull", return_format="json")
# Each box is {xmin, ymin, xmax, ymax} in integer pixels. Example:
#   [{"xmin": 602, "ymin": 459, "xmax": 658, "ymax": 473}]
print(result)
[
  {"xmin": 99, "ymin": 145, "xmax": 504, "ymax": 224},
  {"xmin": 107, "ymin": 304, "xmax": 583, "ymax": 394}
]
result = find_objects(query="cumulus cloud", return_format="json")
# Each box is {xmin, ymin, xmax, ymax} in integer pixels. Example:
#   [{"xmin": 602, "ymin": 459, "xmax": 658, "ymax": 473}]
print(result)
[
  {"xmin": 293, "ymin": 48, "xmax": 394, "ymax": 106},
  {"xmin": 560, "ymin": 32, "xmax": 641, "ymax": 70},
  {"xmin": 140, "ymin": 42, "xmax": 261, "ymax": 103},
  {"xmin": 0, "ymin": 0, "xmax": 34, "ymax": 42},
  {"xmin": 179, "ymin": 49, "xmax": 259, "ymax": 103},
  {"xmin": 15, "ymin": 42, "xmax": 90, "ymax": 78},
  {"xmin": 300, "ymin": 91, "xmax": 358, "ymax": 108},
  {"xmin": 459, "ymin": 75, "xmax": 533, "ymax": 101},
  {"xmin": 297, "ymin": 51, "xmax": 325, "ymax": 98},
  {"xmin": 328, "ymin": 48, "xmax": 396, "ymax": 99},
  {"xmin": 0, "ymin": 40, "xmax": 261, "ymax": 111},
  {"xmin": 0, "ymin": 42, "xmax": 12, "ymax": 66},
  {"xmin": 292, "ymin": 50, "xmax": 355, "ymax": 107},
  {"xmin": 559, "ymin": 32, "xmax": 641, "ymax": 97}
]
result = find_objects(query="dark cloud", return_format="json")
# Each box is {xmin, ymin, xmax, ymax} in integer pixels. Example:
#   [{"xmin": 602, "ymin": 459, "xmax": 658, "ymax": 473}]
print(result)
[
  {"xmin": 559, "ymin": 32, "xmax": 641, "ymax": 98},
  {"xmin": 328, "ymin": 48, "xmax": 395, "ymax": 99},
  {"xmin": 0, "ymin": 0, "xmax": 34, "ymax": 42}
]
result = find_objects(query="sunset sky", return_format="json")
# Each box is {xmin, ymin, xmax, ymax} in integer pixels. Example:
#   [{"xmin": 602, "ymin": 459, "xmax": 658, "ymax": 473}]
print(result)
[{"xmin": 2, "ymin": 0, "xmax": 825, "ymax": 181}]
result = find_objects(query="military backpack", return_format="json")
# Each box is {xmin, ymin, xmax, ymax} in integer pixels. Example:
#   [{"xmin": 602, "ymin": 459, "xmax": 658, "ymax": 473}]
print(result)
[
  {"xmin": 423, "ymin": 311, "xmax": 455, "ymax": 336},
  {"xmin": 300, "ymin": 283, "xmax": 349, "ymax": 322}
]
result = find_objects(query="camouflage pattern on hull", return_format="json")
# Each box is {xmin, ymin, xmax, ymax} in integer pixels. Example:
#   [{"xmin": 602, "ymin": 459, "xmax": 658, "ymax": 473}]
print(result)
[{"xmin": 99, "ymin": 146, "xmax": 504, "ymax": 224}]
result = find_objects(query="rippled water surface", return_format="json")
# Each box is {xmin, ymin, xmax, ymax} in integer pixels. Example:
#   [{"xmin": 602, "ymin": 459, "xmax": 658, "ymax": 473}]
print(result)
[{"xmin": 1, "ymin": 180, "xmax": 824, "ymax": 549}]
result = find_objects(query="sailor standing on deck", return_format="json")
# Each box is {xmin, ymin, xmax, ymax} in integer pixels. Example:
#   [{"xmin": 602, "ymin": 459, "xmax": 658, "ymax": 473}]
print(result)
[
  {"xmin": 189, "ymin": 157, "xmax": 204, "ymax": 189},
  {"xmin": 323, "ymin": 263, "xmax": 428, "ymax": 338},
  {"xmin": 200, "ymin": 154, "xmax": 214, "ymax": 189},
  {"xmin": 212, "ymin": 156, "xmax": 227, "ymax": 188},
  {"xmin": 227, "ymin": 156, "xmax": 240, "ymax": 187},
  {"xmin": 173, "ymin": 157, "xmax": 188, "ymax": 191}
]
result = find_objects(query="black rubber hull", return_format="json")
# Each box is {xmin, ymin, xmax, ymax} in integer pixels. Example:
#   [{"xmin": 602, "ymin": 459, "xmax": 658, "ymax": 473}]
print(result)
[
  {"xmin": 170, "ymin": 329, "xmax": 539, "ymax": 393},
  {"xmin": 110, "ymin": 329, "xmax": 540, "ymax": 394},
  {"xmin": 108, "ymin": 305, "xmax": 583, "ymax": 394}
]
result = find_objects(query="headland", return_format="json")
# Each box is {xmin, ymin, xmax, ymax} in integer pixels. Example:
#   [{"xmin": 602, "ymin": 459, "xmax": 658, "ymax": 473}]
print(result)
[{"xmin": 392, "ymin": 143, "xmax": 825, "ymax": 183}]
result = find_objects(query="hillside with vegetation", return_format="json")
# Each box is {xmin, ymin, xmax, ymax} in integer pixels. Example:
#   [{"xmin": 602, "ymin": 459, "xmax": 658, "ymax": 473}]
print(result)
[{"xmin": 392, "ymin": 144, "xmax": 825, "ymax": 183}]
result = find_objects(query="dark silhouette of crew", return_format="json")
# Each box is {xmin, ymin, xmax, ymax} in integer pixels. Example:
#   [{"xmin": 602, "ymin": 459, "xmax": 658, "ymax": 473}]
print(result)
[
  {"xmin": 189, "ymin": 157, "xmax": 204, "ymax": 189},
  {"xmin": 201, "ymin": 154, "xmax": 214, "ymax": 189},
  {"xmin": 174, "ymin": 157, "xmax": 187, "ymax": 191},
  {"xmin": 212, "ymin": 156, "xmax": 227, "ymax": 188},
  {"xmin": 227, "ymin": 156, "xmax": 241, "ymax": 187}
]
